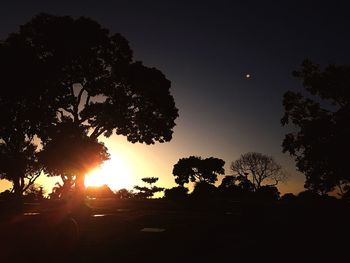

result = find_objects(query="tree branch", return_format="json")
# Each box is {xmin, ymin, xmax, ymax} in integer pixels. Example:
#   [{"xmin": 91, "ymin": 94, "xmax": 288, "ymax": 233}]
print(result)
[
  {"xmin": 58, "ymin": 107, "xmax": 75, "ymax": 118},
  {"xmin": 85, "ymin": 94, "xmax": 91, "ymax": 108},
  {"xmin": 90, "ymin": 126, "xmax": 102, "ymax": 139},
  {"xmin": 90, "ymin": 126, "xmax": 107, "ymax": 140},
  {"xmin": 76, "ymin": 87, "xmax": 85, "ymax": 108},
  {"xmin": 23, "ymin": 172, "xmax": 41, "ymax": 192}
]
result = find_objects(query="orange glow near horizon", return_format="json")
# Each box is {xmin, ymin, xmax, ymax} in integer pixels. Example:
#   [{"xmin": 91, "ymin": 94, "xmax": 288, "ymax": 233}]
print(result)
[{"xmin": 85, "ymin": 154, "xmax": 133, "ymax": 191}]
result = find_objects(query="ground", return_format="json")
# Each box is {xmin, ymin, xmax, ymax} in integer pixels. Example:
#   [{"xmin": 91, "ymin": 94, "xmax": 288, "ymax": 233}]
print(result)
[{"xmin": 0, "ymin": 198, "xmax": 349, "ymax": 262}]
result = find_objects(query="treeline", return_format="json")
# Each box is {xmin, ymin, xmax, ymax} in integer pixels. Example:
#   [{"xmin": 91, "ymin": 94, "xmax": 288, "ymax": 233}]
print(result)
[{"xmin": 0, "ymin": 13, "xmax": 349, "ymax": 204}]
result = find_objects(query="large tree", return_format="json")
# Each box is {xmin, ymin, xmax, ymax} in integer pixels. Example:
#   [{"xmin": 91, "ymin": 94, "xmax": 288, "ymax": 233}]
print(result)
[
  {"xmin": 0, "ymin": 33, "xmax": 56, "ymax": 197},
  {"xmin": 173, "ymin": 156, "xmax": 225, "ymax": 186},
  {"xmin": 281, "ymin": 60, "xmax": 350, "ymax": 195},
  {"xmin": 230, "ymin": 152, "xmax": 286, "ymax": 191},
  {"xmin": 1, "ymin": 14, "xmax": 178, "ymax": 195}
]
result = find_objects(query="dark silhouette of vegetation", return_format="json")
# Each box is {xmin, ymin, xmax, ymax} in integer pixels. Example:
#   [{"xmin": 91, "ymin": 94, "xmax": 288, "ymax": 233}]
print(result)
[
  {"xmin": 39, "ymin": 121, "xmax": 110, "ymax": 197},
  {"xmin": 24, "ymin": 184, "xmax": 46, "ymax": 201},
  {"xmin": 48, "ymin": 181, "xmax": 74, "ymax": 200},
  {"xmin": 230, "ymin": 152, "xmax": 286, "ymax": 191},
  {"xmin": 255, "ymin": 185, "xmax": 280, "ymax": 201},
  {"xmin": 282, "ymin": 60, "xmax": 350, "ymax": 196},
  {"xmin": 219, "ymin": 175, "xmax": 254, "ymax": 197},
  {"xmin": 0, "ymin": 33, "xmax": 56, "ymax": 197},
  {"xmin": 280, "ymin": 193, "xmax": 297, "ymax": 202},
  {"xmin": 134, "ymin": 177, "xmax": 164, "ymax": 199},
  {"xmin": 164, "ymin": 186, "xmax": 189, "ymax": 200},
  {"xmin": 115, "ymin": 188, "xmax": 135, "ymax": 199},
  {"xmin": 0, "ymin": 141, "xmax": 42, "ymax": 197},
  {"xmin": 191, "ymin": 182, "xmax": 218, "ymax": 199},
  {"xmin": 172, "ymin": 156, "xmax": 225, "ymax": 186},
  {"xmin": 0, "ymin": 13, "xmax": 178, "ymax": 200}
]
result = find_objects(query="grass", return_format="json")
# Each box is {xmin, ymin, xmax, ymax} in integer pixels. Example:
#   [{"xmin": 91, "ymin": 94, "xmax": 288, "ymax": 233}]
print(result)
[{"xmin": 0, "ymin": 198, "xmax": 349, "ymax": 262}]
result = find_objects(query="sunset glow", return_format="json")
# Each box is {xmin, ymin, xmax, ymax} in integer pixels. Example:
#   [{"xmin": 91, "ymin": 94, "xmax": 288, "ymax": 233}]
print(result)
[{"xmin": 85, "ymin": 155, "xmax": 133, "ymax": 191}]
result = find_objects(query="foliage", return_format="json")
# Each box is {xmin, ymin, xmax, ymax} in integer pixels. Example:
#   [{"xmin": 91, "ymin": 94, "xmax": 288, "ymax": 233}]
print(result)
[
  {"xmin": 134, "ymin": 177, "xmax": 164, "ymax": 199},
  {"xmin": 48, "ymin": 182, "xmax": 74, "ymax": 200},
  {"xmin": 0, "ymin": 13, "xmax": 178, "ymax": 196},
  {"xmin": 0, "ymin": 30, "xmax": 58, "ymax": 196},
  {"xmin": 172, "ymin": 156, "xmax": 225, "ymax": 186},
  {"xmin": 255, "ymin": 185, "xmax": 280, "ymax": 201},
  {"xmin": 191, "ymin": 182, "xmax": 218, "ymax": 198},
  {"xmin": 4, "ymin": 13, "xmax": 178, "ymax": 145},
  {"xmin": 218, "ymin": 175, "xmax": 254, "ymax": 198},
  {"xmin": 230, "ymin": 152, "xmax": 286, "ymax": 191},
  {"xmin": 0, "ymin": 140, "xmax": 42, "ymax": 196},
  {"xmin": 281, "ymin": 60, "xmax": 350, "ymax": 194},
  {"xmin": 115, "ymin": 188, "xmax": 135, "ymax": 199},
  {"xmin": 24, "ymin": 184, "xmax": 46, "ymax": 201},
  {"xmin": 39, "ymin": 121, "xmax": 110, "ymax": 178},
  {"xmin": 164, "ymin": 186, "xmax": 188, "ymax": 200},
  {"xmin": 280, "ymin": 193, "xmax": 297, "ymax": 202}
]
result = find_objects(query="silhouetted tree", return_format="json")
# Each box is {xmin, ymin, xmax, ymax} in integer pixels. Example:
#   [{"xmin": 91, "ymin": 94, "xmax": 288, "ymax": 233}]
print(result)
[
  {"xmin": 173, "ymin": 156, "xmax": 225, "ymax": 186},
  {"xmin": 0, "ymin": 190, "xmax": 12, "ymax": 200},
  {"xmin": 164, "ymin": 186, "xmax": 188, "ymax": 200},
  {"xmin": 39, "ymin": 121, "xmax": 110, "ymax": 196},
  {"xmin": 191, "ymin": 182, "xmax": 218, "ymax": 198},
  {"xmin": 48, "ymin": 182, "xmax": 74, "ymax": 200},
  {"xmin": 115, "ymin": 188, "xmax": 134, "ymax": 199},
  {"xmin": 230, "ymin": 152, "xmax": 286, "ymax": 191},
  {"xmin": 281, "ymin": 60, "xmax": 350, "ymax": 195},
  {"xmin": 0, "ymin": 33, "xmax": 57, "ymax": 197},
  {"xmin": 218, "ymin": 175, "xmax": 254, "ymax": 198},
  {"xmin": 0, "ymin": 140, "xmax": 42, "ymax": 197},
  {"xmin": 280, "ymin": 193, "xmax": 297, "ymax": 202},
  {"xmin": 255, "ymin": 185, "xmax": 280, "ymax": 201},
  {"xmin": 24, "ymin": 184, "xmax": 45, "ymax": 201},
  {"xmin": 1, "ymin": 13, "xmax": 178, "ymax": 198},
  {"xmin": 297, "ymin": 190, "xmax": 322, "ymax": 201},
  {"xmin": 134, "ymin": 177, "xmax": 164, "ymax": 198}
]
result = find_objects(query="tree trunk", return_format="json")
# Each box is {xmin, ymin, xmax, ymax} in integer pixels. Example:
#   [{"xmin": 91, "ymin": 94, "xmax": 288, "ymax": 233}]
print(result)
[
  {"xmin": 68, "ymin": 173, "xmax": 91, "ymax": 222},
  {"xmin": 73, "ymin": 174, "xmax": 86, "ymax": 205},
  {"xmin": 13, "ymin": 177, "xmax": 23, "ymax": 198}
]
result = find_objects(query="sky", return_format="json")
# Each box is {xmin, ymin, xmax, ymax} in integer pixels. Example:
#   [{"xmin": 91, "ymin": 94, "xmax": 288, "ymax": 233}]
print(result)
[{"xmin": 1, "ymin": 0, "xmax": 350, "ymax": 195}]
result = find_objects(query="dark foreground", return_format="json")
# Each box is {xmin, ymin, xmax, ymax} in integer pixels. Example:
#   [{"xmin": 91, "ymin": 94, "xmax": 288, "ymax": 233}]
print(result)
[{"xmin": 0, "ymin": 198, "xmax": 349, "ymax": 263}]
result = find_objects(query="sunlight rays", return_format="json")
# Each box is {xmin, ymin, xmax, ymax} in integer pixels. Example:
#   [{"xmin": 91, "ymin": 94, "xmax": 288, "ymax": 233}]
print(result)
[{"xmin": 85, "ymin": 154, "xmax": 133, "ymax": 191}]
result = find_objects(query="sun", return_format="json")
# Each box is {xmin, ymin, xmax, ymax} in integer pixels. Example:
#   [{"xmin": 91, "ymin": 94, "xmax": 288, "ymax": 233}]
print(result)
[{"xmin": 85, "ymin": 155, "xmax": 133, "ymax": 191}]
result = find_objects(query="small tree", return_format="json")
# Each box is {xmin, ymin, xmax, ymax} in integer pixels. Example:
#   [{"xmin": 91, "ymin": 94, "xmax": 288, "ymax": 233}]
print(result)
[
  {"xmin": 134, "ymin": 177, "xmax": 164, "ymax": 199},
  {"xmin": 230, "ymin": 152, "xmax": 286, "ymax": 191},
  {"xmin": 172, "ymin": 156, "xmax": 225, "ymax": 186},
  {"xmin": 191, "ymin": 182, "xmax": 218, "ymax": 198},
  {"xmin": 115, "ymin": 188, "xmax": 135, "ymax": 199},
  {"xmin": 164, "ymin": 186, "xmax": 188, "ymax": 200}
]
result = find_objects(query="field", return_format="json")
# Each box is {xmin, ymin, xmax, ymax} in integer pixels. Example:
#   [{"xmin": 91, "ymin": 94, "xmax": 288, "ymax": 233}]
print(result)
[{"xmin": 1, "ymin": 198, "xmax": 349, "ymax": 262}]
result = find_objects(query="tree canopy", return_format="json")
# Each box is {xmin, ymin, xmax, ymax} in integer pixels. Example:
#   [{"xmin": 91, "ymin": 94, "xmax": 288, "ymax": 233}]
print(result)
[
  {"xmin": 230, "ymin": 152, "xmax": 286, "ymax": 191},
  {"xmin": 4, "ymin": 13, "xmax": 178, "ymax": 145},
  {"xmin": 281, "ymin": 60, "xmax": 350, "ymax": 195},
  {"xmin": 0, "ymin": 13, "xmax": 178, "ymax": 195},
  {"xmin": 172, "ymin": 156, "xmax": 225, "ymax": 186},
  {"xmin": 134, "ymin": 177, "xmax": 164, "ymax": 199}
]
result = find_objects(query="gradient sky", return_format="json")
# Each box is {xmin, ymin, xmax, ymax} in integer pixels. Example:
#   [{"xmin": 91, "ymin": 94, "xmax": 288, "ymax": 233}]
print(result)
[{"xmin": 1, "ymin": 0, "xmax": 350, "ymax": 195}]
